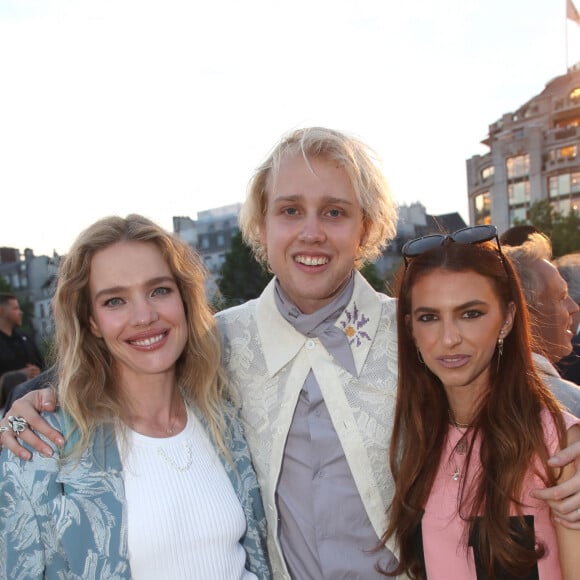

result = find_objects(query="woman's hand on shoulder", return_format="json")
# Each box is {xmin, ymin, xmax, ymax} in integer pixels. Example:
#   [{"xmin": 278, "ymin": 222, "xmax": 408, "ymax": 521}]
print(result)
[{"xmin": 0, "ymin": 388, "xmax": 63, "ymax": 460}]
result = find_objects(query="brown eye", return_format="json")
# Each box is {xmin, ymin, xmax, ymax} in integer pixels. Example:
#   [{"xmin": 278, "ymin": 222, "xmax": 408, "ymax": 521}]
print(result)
[{"xmin": 463, "ymin": 310, "xmax": 483, "ymax": 319}]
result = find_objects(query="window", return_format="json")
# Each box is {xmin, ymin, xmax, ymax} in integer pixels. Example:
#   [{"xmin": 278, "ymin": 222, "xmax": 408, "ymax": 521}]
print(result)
[
  {"xmin": 548, "ymin": 172, "xmax": 580, "ymax": 214},
  {"xmin": 559, "ymin": 145, "xmax": 577, "ymax": 159},
  {"xmin": 549, "ymin": 174, "xmax": 572, "ymax": 196},
  {"xmin": 201, "ymin": 237, "xmax": 210, "ymax": 249},
  {"xmin": 474, "ymin": 192, "xmax": 491, "ymax": 225},
  {"xmin": 570, "ymin": 87, "xmax": 580, "ymax": 100},
  {"xmin": 509, "ymin": 207, "xmax": 527, "ymax": 224},
  {"xmin": 549, "ymin": 175, "xmax": 559, "ymax": 197},
  {"xmin": 217, "ymin": 234, "xmax": 225, "ymax": 247},
  {"xmin": 559, "ymin": 173, "xmax": 571, "ymax": 195},
  {"xmin": 555, "ymin": 118, "xmax": 580, "ymax": 129},
  {"xmin": 558, "ymin": 197, "xmax": 572, "ymax": 214},
  {"xmin": 508, "ymin": 181, "xmax": 530, "ymax": 205},
  {"xmin": 481, "ymin": 166, "xmax": 494, "ymax": 180},
  {"xmin": 506, "ymin": 154, "xmax": 530, "ymax": 179}
]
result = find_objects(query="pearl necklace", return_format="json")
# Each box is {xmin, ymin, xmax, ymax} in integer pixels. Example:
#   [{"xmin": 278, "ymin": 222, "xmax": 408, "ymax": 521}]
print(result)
[
  {"xmin": 156, "ymin": 405, "xmax": 195, "ymax": 472},
  {"xmin": 157, "ymin": 441, "xmax": 194, "ymax": 472}
]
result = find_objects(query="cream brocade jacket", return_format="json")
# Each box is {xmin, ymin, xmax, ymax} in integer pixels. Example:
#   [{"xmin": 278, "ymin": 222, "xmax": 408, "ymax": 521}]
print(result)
[{"xmin": 216, "ymin": 272, "xmax": 399, "ymax": 579}]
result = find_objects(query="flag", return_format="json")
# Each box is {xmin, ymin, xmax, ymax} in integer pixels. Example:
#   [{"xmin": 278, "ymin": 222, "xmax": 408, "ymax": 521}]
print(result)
[{"xmin": 568, "ymin": 0, "xmax": 580, "ymax": 25}]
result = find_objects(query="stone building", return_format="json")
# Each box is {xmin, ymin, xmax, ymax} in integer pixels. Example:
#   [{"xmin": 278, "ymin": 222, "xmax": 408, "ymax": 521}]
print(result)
[
  {"xmin": 0, "ymin": 248, "xmax": 59, "ymax": 345},
  {"xmin": 173, "ymin": 203, "xmax": 242, "ymax": 296},
  {"xmin": 466, "ymin": 66, "xmax": 580, "ymax": 231}
]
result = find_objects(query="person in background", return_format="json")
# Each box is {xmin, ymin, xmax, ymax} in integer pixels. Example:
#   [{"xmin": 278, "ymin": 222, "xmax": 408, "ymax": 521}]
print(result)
[
  {"xmin": 503, "ymin": 233, "xmax": 580, "ymax": 417},
  {"xmin": 0, "ymin": 215, "xmax": 270, "ymax": 579},
  {"xmin": 0, "ymin": 292, "xmax": 43, "ymax": 405},
  {"xmin": 498, "ymin": 224, "xmax": 539, "ymax": 247},
  {"xmin": 554, "ymin": 252, "xmax": 580, "ymax": 385},
  {"xmin": 1, "ymin": 366, "xmax": 55, "ymax": 416},
  {"xmin": 4, "ymin": 129, "xmax": 580, "ymax": 575},
  {"xmin": 380, "ymin": 227, "xmax": 580, "ymax": 579}
]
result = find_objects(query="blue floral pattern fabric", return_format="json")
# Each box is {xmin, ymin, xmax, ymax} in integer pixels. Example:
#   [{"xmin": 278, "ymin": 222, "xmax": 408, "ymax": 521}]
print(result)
[{"xmin": 0, "ymin": 405, "xmax": 270, "ymax": 580}]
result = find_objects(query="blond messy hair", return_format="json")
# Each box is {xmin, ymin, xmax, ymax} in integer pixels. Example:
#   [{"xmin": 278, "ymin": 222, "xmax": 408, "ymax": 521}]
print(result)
[
  {"xmin": 239, "ymin": 126, "xmax": 398, "ymax": 267},
  {"xmin": 502, "ymin": 232, "xmax": 553, "ymax": 307}
]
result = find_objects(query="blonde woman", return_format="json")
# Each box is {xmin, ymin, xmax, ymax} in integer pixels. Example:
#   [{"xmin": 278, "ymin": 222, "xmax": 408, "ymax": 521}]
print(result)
[{"xmin": 0, "ymin": 215, "xmax": 270, "ymax": 579}]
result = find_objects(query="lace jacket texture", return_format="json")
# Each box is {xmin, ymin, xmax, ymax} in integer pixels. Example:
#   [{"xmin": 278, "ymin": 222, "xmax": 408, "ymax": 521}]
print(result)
[{"xmin": 216, "ymin": 272, "xmax": 399, "ymax": 579}]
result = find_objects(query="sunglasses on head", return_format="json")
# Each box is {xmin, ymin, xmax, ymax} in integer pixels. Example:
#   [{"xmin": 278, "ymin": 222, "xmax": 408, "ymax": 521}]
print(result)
[{"xmin": 401, "ymin": 225, "xmax": 503, "ymax": 268}]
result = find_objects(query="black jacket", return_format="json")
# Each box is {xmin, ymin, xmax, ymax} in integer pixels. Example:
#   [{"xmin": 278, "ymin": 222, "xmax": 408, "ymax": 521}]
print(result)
[{"xmin": 0, "ymin": 329, "xmax": 43, "ymax": 376}]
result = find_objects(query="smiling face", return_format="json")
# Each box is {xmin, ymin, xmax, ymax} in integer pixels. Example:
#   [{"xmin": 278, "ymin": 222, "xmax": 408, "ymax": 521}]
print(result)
[
  {"xmin": 408, "ymin": 268, "xmax": 515, "ymax": 403},
  {"xmin": 260, "ymin": 154, "xmax": 367, "ymax": 314},
  {"xmin": 88, "ymin": 241, "xmax": 188, "ymax": 387}
]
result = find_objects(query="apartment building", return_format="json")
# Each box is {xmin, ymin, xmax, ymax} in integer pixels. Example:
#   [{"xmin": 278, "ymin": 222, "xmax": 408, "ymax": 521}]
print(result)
[{"xmin": 466, "ymin": 66, "xmax": 580, "ymax": 231}]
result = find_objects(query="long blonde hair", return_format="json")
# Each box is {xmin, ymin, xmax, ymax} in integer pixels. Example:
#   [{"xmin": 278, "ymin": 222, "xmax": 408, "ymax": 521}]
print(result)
[{"xmin": 53, "ymin": 214, "xmax": 228, "ymax": 455}]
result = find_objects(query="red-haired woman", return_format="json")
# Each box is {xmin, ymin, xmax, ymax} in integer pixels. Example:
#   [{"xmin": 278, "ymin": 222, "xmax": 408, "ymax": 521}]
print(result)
[{"xmin": 380, "ymin": 226, "xmax": 580, "ymax": 579}]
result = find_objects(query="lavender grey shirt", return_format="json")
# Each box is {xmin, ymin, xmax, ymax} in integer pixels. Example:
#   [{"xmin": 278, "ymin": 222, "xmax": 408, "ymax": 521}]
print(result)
[{"xmin": 275, "ymin": 280, "xmax": 397, "ymax": 579}]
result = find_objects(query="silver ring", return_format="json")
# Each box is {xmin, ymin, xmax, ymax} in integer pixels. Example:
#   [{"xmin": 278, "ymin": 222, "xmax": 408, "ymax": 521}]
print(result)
[{"xmin": 7, "ymin": 415, "xmax": 28, "ymax": 434}]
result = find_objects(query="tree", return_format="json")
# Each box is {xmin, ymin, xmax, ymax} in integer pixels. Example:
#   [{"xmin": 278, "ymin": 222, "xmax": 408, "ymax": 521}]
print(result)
[
  {"xmin": 359, "ymin": 262, "xmax": 387, "ymax": 293},
  {"xmin": 18, "ymin": 297, "xmax": 36, "ymax": 335},
  {"xmin": 214, "ymin": 231, "xmax": 272, "ymax": 310},
  {"xmin": 516, "ymin": 200, "xmax": 580, "ymax": 257},
  {"xmin": 381, "ymin": 258, "xmax": 405, "ymax": 297}
]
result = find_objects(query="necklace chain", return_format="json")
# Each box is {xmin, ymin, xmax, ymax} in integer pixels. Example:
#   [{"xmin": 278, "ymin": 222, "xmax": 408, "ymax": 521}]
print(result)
[
  {"xmin": 449, "ymin": 415, "xmax": 469, "ymax": 482},
  {"xmin": 448, "ymin": 409, "xmax": 470, "ymax": 429},
  {"xmin": 157, "ymin": 441, "xmax": 194, "ymax": 472}
]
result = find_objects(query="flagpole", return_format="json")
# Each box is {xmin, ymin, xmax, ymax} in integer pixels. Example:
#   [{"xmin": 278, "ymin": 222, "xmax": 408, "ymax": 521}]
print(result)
[{"xmin": 567, "ymin": 0, "xmax": 570, "ymax": 72}]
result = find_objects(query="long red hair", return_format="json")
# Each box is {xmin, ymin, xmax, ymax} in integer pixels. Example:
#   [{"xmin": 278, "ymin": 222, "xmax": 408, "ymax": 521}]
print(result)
[{"xmin": 379, "ymin": 241, "xmax": 567, "ymax": 579}]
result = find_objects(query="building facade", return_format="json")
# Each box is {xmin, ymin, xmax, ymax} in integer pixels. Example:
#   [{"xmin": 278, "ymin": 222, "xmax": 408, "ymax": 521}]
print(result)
[
  {"xmin": 173, "ymin": 203, "xmax": 242, "ymax": 296},
  {"xmin": 0, "ymin": 248, "xmax": 59, "ymax": 345},
  {"xmin": 466, "ymin": 66, "xmax": 580, "ymax": 232}
]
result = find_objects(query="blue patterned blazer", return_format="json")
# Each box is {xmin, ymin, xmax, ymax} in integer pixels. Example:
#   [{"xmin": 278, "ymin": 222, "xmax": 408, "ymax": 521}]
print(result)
[{"xmin": 0, "ymin": 404, "xmax": 271, "ymax": 579}]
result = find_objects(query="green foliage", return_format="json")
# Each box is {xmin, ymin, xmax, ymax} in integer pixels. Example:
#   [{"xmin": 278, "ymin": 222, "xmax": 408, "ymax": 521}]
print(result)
[
  {"xmin": 0, "ymin": 277, "xmax": 11, "ymax": 293},
  {"xmin": 515, "ymin": 200, "xmax": 580, "ymax": 257},
  {"xmin": 18, "ymin": 298, "xmax": 36, "ymax": 334},
  {"xmin": 359, "ymin": 262, "xmax": 386, "ymax": 293},
  {"xmin": 381, "ymin": 258, "xmax": 405, "ymax": 297},
  {"xmin": 214, "ymin": 231, "xmax": 273, "ymax": 310}
]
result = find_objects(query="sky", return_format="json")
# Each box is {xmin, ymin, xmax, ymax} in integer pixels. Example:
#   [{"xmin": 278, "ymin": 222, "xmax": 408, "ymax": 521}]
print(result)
[{"xmin": 1, "ymin": 0, "xmax": 579, "ymax": 257}]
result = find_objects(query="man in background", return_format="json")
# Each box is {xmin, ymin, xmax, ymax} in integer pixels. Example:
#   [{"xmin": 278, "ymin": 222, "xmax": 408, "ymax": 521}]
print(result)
[
  {"xmin": 503, "ymin": 234, "xmax": 580, "ymax": 416},
  {"xmin": 0, "ymin": 293, "xmax": 43, "ymax": 407},
  {"xmin": 554, "ymin": 253, "xmax": 580, "ymax": 384}
]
